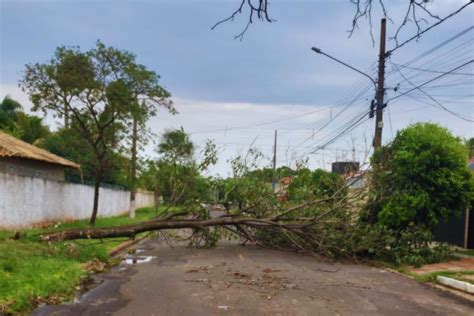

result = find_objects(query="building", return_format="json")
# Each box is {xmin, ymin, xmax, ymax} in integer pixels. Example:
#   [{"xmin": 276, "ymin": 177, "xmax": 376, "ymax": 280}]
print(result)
[
  {"xmin": 331, "ymin": 161, "xmax": 359, "ymax": 176},
  {"xmin": 0, "ymin": 131, "xmax": 156, "ymax": 228},
  {"xmin": 0, "ymin": 131, "xmax": 80, "ymax": 181}
]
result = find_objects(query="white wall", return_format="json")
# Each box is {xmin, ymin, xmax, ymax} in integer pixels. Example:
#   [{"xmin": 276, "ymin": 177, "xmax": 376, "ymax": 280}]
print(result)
[
  {"xmin": 0, "ymin": 172, "xmax": 155, "ymax": 228},
  {"xmin": 135, "ymin": 189, "xmax": 155, "ymax": 209}
]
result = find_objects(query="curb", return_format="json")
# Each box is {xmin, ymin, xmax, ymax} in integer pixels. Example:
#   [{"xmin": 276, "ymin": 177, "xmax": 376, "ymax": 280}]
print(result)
[
  {"xmin": 437, "ymin": 276, "xmax": 474, "ymax": 294},
  {"xmin": 107, "ymin": 234, "xmax": 149, "ymax": 257},
  {"xmin": 384, "ymin": 268, "xmax": 474, "ymax": 302}
]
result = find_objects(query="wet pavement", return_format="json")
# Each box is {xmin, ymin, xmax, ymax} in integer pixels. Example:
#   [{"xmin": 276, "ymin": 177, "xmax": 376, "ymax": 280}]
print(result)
[{"xmin": 33, "ymin": 238, "xmax": 474, "ymax": 315}]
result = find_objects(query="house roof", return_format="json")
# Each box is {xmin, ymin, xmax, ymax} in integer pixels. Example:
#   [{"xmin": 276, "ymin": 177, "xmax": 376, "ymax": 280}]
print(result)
[{"xmin": 0, "ymin": 131, "xmax": 80, "ymax": 169}]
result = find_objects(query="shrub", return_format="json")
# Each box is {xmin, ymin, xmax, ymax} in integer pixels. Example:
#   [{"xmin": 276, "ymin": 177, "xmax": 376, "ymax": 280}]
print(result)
[{"xmin": 367, "ymin": 122, "xmax": 474, "ymax": 230}]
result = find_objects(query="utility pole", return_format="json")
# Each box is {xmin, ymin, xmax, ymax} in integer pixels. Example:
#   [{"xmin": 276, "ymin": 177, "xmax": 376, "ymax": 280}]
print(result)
[
  {"xmin": 129, "ymin": 115, "xmax": 138, "ymax": 219},
  {"xmin": 373, "ymin": 18, "xmax": 387, "ymax": 149},
  {"xmin": 272, "ymin": 129, "xmax": 277, "ymax": 193},
  {"xmin": 311, "ymin": 18, "xmax": 386, "ymax": 149}
]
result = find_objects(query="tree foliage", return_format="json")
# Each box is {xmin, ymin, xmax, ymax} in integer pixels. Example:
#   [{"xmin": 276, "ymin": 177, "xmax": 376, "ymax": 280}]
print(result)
[
  {"xmin": 20, "ymin": 41, "xmax": 173, "ymax": 224},
  {"xmin": 0, "ymin": 96, "xmax": 50, "ymax": 145},
  {"xmin": 140, "ymin": 129, "xmax": 217, "ymax": 205},
  {"xmin": 368, "ymin": 122, "xmax": 474, "ymax": 229},
  {"xmin": 158, "ymin": 128, "xmax": 194, "ymax": 163},
  {"xmin": 0, "ymin": 96, "xmax": 22, "ymax": 130},
  {"xmin": 465, "ymin": 137, "xmax": 474, "ymax": 158},
  {"xmin": 288, "ymin": 168, "xmax": 345, "ymax": 203},
  {"xmin": 41, "ymin": 128, "xmax": 130, "ymax": 188}
]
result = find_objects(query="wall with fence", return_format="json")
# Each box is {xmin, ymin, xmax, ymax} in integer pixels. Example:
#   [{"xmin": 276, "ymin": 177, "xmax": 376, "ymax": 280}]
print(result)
[{"xmin": 0, "ymin": 171, "xmax": 155, "ymax": 228}]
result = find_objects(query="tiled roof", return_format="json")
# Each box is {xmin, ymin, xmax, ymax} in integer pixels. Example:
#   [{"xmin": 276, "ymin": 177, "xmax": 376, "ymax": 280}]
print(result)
[{"xmin": 0, "ymin": 131, "xmax": 80, "ymax": 169}]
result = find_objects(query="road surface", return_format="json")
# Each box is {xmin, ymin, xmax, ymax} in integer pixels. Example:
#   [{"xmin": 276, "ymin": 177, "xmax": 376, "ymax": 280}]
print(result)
[{"xmin": 33, "ymin": 238, "xmax": 474, "ymax": 315}]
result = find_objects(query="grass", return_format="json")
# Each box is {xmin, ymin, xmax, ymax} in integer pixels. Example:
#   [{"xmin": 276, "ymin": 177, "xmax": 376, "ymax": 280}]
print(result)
[
  {"xmin": 413, "ymin": 270, "xmax": 474, "ymax": 284},
  {"xmin": 456, "ymin": 249, "xmax": 474, "ymax": 257},
  {"xmin": 0, "ymin": 206, "xmax": 169, "ymax": 315}
]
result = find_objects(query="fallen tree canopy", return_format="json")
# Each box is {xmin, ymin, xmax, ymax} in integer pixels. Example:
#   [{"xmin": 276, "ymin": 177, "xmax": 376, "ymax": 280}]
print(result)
[
  {"xmin": 38, "ymin": 157, "xmax": 457, "ymax": 266},
  {"xmin": 40, "ymin": 192, "xmax": 385, "ymax": 260}
]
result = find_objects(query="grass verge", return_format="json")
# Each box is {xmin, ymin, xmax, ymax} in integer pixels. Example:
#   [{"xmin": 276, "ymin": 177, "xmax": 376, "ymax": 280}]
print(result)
[
  {"xmin": 0, "ymin": 206, "xmax": 169, "ymax": 315},
  {"xmin": 413, "ymin": 270, "xmax": 474, "ymax": 284}
]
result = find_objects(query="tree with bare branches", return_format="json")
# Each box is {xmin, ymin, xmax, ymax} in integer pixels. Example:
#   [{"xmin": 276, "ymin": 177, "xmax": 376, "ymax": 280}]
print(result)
[{"xmin": 213, "ymin": 0, "xmax": 473, "ymax": 45}]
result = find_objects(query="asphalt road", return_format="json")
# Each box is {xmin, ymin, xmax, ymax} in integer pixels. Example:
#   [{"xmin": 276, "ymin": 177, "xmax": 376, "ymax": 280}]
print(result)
[{"xmin": 33, "ymin": 238, "xmax": 474, "ymax": 315}]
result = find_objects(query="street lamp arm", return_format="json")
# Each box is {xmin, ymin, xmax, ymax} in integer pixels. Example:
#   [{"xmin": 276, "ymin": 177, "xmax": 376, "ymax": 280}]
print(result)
[{"xmin": 311, "ymin": 47, "xmax": 377, "ymax": 88}]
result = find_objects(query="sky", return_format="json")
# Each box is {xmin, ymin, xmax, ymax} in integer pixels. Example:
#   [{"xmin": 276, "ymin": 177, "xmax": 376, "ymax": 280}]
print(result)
[{"xmin": 1, "ymin": 0, "xmax": 473, "ymax": 177}]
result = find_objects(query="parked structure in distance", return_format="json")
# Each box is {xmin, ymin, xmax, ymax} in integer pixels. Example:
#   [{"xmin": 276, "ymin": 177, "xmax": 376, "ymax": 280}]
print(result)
[{"xmin": 0, "ymin": 131, "xmax": 79, "ymax": 181}]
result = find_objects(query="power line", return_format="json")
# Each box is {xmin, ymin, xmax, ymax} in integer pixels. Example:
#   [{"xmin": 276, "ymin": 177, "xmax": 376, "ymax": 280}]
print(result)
[
  {"xmin": 387, "ymin": 40, "xmax": 474, "ymax": 88},
  {"xmin": 387, "ymin": 2, "xmax": 473, "ymax": 55},
  {"xmin": 387, "ymin": 60, "xmax": 474, "ymax": 102},
  {"xmin": 188, "ymin": 105, "xmax": 333, "ymax": 135},
  {"xmin": 395, "ymin": 26, "xmax": 473, "ymax": 67},
  {"xmin": 391, "ymin": 63, "xmax": 474, "ymax": 77},
  {"xmin": 390, "ymin": 61, "xmax": 474, "ymax": 122},
  {"xmin": 385, "ymin": 26, "xmax": 474, "ymax": 87},
  {"xmin": 291, "ymin": 108, "xmax": 371, "ymax": 160},
  {"xmin": 295, "ymin": 80, "xmax": 373, "ymax": 147}
]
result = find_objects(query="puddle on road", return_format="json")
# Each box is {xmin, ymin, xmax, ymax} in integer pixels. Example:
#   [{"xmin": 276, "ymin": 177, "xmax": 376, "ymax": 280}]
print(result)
[
  {"xmin": 71, "ymin": 277, "xmax": 104, "ymax": 304},
  {"xmin": 122, "ymin": 255, "xmax": 156, "ymax": 265}
]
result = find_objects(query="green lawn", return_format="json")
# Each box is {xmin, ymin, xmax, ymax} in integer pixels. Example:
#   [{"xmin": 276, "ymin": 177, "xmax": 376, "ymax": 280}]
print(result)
[
  {"xmin": 456, "ymin": 249, "xmax": 474, "ymax": 257},
  {"xmin": 0, "ymin": 207, "xmax": 167, "ymax": 315}
]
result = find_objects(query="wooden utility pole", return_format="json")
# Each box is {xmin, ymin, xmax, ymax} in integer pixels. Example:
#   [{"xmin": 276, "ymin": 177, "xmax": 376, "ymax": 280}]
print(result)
[
  {"xmin": 373, "ymin": 18, "xmax": 387, "ymax": 149},
  {"xmin": 129, "ymin": 116, "xmax": 138, "ymax": 219},
  {"xmin": 272, "ymin": 129, "xmax": 277, "ymax": 193}
]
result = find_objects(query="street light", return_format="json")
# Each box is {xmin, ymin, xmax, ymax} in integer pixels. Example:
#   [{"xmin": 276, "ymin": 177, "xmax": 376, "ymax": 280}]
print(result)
[{"xmin": 311, "ymin": 47, "xmax": 377, "ymax": 88}]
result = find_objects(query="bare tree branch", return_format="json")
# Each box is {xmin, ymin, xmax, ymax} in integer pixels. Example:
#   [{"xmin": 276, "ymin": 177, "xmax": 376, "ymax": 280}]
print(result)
[
  {"xmin": 214, "ymin": 0, "xmax": 472, "ymax": 45},
  {"xmin": 211, "ymin": 0, "xmax": 274, "ymax": 41}
]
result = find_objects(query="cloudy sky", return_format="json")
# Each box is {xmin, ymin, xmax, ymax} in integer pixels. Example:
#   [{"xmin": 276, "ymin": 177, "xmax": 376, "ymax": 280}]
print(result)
[{"xmin": 1, "ymin": 0, "xmax": 473, "ymax": 177}]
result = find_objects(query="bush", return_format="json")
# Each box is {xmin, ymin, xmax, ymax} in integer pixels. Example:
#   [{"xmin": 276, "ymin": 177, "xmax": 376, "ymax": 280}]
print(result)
[{"xmin": 367, "ymin": 122, "xmax": 474, "ymax": 229}]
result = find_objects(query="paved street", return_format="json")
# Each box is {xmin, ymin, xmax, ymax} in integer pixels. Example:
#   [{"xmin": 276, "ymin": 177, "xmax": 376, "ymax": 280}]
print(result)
[{"xmin": 33, "ymin": 239, "xmax": 474, "ymax": 316}]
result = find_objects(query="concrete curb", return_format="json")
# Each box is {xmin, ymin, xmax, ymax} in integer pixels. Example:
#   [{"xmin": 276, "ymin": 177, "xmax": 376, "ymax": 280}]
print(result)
[
  {"xmin": 107, "ymin": 234, "xmax": 149, "ymax": 257},
  {"xmin": 384, "ymin": 268, "xmax": 474, "ymax": 302},
  {"xmin": 437, "ymin": 276, "xmax": 474, "ymax": 294}
]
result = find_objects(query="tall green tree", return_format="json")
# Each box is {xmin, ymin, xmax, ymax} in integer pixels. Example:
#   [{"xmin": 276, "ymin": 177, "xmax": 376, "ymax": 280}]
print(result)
[
  {"xmin": 158, "ymin": 128, "xmax": 194, "ymax": 163},
  {"xmin": 20, "ymin": 41, "xmax": 173, "ymax": 225},
  {"xmin": 0, "ymin": 96, "xmax": 50, "ymax": 144},
  {"xmin": 14, "ymin": 112, "xmax": 50, "ymax": 145},
  {"xmin": 0, "ymin": 96, "xmax": 22, "ymax": 131},
  {"xmin": 368, "ymin": 122, "xmax": 474, "ymax": 230},
  {"xmin": 144, "ymin": 129, "xmax": 216, "ymax": 205}
]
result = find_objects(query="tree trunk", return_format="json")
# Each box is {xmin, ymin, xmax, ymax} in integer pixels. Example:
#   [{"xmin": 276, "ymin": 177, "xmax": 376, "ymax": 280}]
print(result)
[
  {"xmin": 89, "ymin": 169, "xmax": 103, "ymax": 226},
  {"xmin": 64, "ymin": 103, "xmax": 69, "ymax": 128},
  {"xmin": 43, "ymin": 217, "xmax": 275, "ymax": 241},
  {"xmin": 129, "ymin": 116, "xmax": 138, "ymax": 219}
]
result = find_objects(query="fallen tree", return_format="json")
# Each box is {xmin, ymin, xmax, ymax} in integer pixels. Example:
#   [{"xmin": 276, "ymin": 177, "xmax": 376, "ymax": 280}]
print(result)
[
  {"xmin": 40, "ymin": 188, "xmax": 384, "ymax": 260},
  {"xmin": 39, "ymin": 129, "xmax": 467, "ymax": 266}
]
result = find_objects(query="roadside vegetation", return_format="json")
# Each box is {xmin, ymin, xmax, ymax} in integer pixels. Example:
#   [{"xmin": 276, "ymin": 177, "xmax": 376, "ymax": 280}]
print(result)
[
  {"xmin": 1, "ymin": 35, "xmax": 473, "ymax": 314},
  {"xmin": 0, "ymin": 207, "xmax": 162, "ymax": 315},
  {"xmin": 414, "ymin": 270, "xmax": 474, "ymax": 285},
  {"xmin": 45, "ymin": 124, "xmax": 474, "ymax": 268},
  {"xmin": 1, "ymin": 116, "xmax": 473, "ymax": 314}
]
